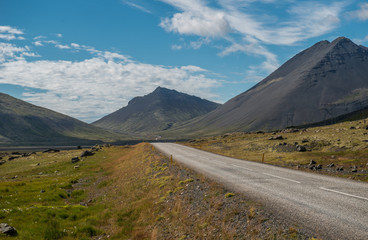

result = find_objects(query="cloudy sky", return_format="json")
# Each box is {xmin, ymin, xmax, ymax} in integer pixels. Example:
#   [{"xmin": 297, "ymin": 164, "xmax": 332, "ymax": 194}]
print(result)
[{"xmin": 0, "ymin": 0, "xmax": 367, "ymax": 122}]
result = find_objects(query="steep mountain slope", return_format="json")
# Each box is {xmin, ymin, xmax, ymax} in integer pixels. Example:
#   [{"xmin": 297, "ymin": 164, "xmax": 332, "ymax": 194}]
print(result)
[
  {"xmin": 169, "ymin": 37, "xmax": 368, "ymax": 136},
  {"xmin": 0, "ymin": 93, "xmax": 121, "ymax": 146},
  {"xmin": 92, "ymin": 87, "xmax": 220, "ymax": 136}
]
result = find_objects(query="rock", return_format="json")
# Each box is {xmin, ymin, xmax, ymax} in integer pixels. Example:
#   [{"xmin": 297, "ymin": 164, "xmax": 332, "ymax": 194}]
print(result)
[
  {"xmin": 310, "ymin": 160, "xmax": 316, "ymax": 165},
  {"xmin": 296, "ymin": 145, "xmax": 307, "ymax": 152},
  {"xmin": 80, "ymin": 150, "xmax": 94, "ymax": 157},
  {"xmin": 0, "ymin": 223, "xmax": 17, "ymax": 236},
  {"xmin": 0, "ymin": 160, "xmax": 6, "ymax": 165},
  {"xmin": 43, "ymin": 149, "xmax": 60, "ymax": 153},
  {"xmin": 8, "ymin": 156, "xmax": 19, "ymax": 161},
  {"xmin": 352, "ymin": 168, "xmax": 358, "ymax": 173},
  {"xmin": 302, "ymin": 139, "xmax": 309, "ymax": 143},
  {"xmin": 327, "ymin": 163, "xmax": 335, "ymax": 168},
  {"xmin": 336, "ymin": 167, "xmax": 344, "ymax": 171},
  {"xmin": 350, "ymin": 126, "xmax": 356, "ymax": 129},
  {"xmin": 80, "ymin": 202, "xmax": 88, "ymax": 207},
  {"xmin": 71, "ymin": 157, "xmax": 80, "ymax": 163},
  {"xmin": 11, "ymin": 152, "xmax": 20, "ymax": 155},
  {"xmin": 365, "ymin": 125, "xmax": 368, "ymax": 130},
  {"xmin": 77, "ymin": 145, "xmax": 82, "ymax": 149},
  {"xmin": 40, "ymin": 189, "xmax": 46, "ymax": 193},
  {"xmin": 74, "ymin": 165, "xmax": 80, "ymax": 169},
  {"xmin": 308, "ymin": 165, "xmax": 316, "ymax": 170},
  {"xmin": 316, "ymin": 164, "xmax": 322, "ymax": 170},
  {"xmin": 269, "ymin": 135, "xmax": 283, "ymax": 140}
]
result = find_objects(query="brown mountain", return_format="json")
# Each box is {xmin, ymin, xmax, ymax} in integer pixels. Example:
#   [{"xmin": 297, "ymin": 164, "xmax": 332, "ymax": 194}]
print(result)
[
  {"xmin": 92, "ymin": 87, "xmax": 220, "ymax": 137},
  {"xmin": 0, "ymin": 93, "xmax": 121, "ymax": 146},
  {"xmin": 169, "ymin": 37, "xmax": 368, "ymax": 137}
]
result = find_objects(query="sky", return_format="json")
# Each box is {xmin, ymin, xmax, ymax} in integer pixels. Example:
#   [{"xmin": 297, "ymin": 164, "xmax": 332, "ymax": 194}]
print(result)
[{"xmin": 0, "ymin": 0, "xmax": 367, "ymax": 123}]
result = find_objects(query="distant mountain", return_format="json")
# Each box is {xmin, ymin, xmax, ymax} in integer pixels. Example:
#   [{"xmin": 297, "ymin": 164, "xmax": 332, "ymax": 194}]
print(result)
[
  {"xmin": 92, "ymin": 87, "xmax": 220, "ymax": 136},
  {"xmin": 169, "ymin": 37, "xmax": 368, "ymax": 136},
  {"xmin": 0, "ymin": 93, "xmax": 121, "ymax": 146}
]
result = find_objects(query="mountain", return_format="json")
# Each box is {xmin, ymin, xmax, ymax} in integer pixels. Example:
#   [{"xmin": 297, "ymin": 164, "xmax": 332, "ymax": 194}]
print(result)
[
  {"xmin": 0, "ymin": 93, "xmax": 121, "ymax": 146},
  {"xmin": 169, "ymin": 37, "xmax": 368, "ymax": 136},
  {"xmin": 92, "ymin": 87, "xmax": 220, "ymax": 136}
]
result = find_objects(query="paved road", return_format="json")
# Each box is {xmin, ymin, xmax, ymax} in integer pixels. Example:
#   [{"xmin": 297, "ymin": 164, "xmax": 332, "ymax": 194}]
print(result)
[{"xmin": 152, "ymin": 143, "xmax": 368, "ymax": 240}]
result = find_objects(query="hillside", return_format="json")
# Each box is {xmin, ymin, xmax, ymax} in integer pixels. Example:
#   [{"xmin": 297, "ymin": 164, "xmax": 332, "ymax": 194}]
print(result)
[
  {"xmin": 0, "ymin": 93, "xmax": 122, "ymax": 146},
  {"xmin": 92, "ymin": 87, "xmax": 220, "ymax": 137},
  {"xmin": 169, "ymin": 37, "xmax": 368, "ymax": 137}
]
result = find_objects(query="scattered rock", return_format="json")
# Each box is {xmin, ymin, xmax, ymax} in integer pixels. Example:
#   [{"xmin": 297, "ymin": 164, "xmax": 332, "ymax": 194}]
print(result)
[
  {"xmin": 350, "ymin": 126, "xmax": 356, "ymax": 130},
  {"xmin": 309, "ymin": 160, "xmax": 316, "ymax": 165},
  {"xmin": 43, "ymin": 149, "xmax": 60, "ymax": 153},
  {"xmin": 269, "ymin": 135, "xmax": 283, "ymax": 140},
  {"xmin": 74, "ymin": 165, "xmax": 80, "ymax": 169},
  {"xmin": 327, "ymin": 163, "xmax": 335, "ymax": 168},
  {"xmin": 308, "ymin": 165, "xmax": 316, "ymax": 170},
  {"xmin": 336, "ymin": 167, "xmax": 344, "ymax": 171},
  {"xmin": 0, "ymin": 223, "xmax": 17, "ymax": 236},
  {"xmin": 40, "ymin": 189, "xmax": 46, "ymax": 193},
  {"xmin": 316, "ymin": 164, "xmax": 323, "ymax": 170},
  {"xmin": 8, "ymin": 156, "xmax": 19, "ymax": 161},
  {"xmin": 0, "ymin": 160, "xmax": 6, "ymax": 165},
  {"xmin": 302, "ymin": 139, "xmax": 309, "ymax": 143},
  {"xmin": 80, "ymin": 202, "xmax": 88, "ymax": 207},
  {"xmin": 71, "ymin": 157, "xmax": 80, "ymax": 163},
  {"xmin": 80, "ymin": 150, "xmax": 94, "ymax": 157},
  {"xmin": 352, "ymin": 168, "xmax": 358, "ymax": 173},
  {"xmin": 296, "ymin": 145, "xmax": 307, "ymax": 152}
]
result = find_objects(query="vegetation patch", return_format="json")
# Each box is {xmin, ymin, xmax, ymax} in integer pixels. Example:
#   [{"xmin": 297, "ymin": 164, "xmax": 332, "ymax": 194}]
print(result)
[{"xmin": 185, "ymin": 118, "xmax": 368, "ymax": 182}]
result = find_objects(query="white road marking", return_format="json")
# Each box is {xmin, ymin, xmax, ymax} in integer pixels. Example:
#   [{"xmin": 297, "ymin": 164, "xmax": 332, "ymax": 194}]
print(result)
[
  {"xmin": 319, "ymin": 187, "xmax": 368, "ymax": 201},
  {"xmin": 262, "ymin": 172, "xmax": 301, "ymax": 184},
  {"xmin": 231, "ymin": 164, "xmax": 253, "ymax": 171}
]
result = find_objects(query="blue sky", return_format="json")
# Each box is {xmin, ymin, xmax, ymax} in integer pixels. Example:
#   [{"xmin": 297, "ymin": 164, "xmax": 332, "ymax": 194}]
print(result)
[{"xmin": 0, "ymin": 0, "xmax": 367, "ymax": 122}]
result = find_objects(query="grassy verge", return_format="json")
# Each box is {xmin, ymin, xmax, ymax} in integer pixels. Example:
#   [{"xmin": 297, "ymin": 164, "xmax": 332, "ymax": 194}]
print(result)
[
  {"xmin": 184, "ymin": 119, "xmax": 368, "ymax": 182},
  {"xmin": 1, "ymin": 143, "xmax": 315, "ymax": 239}
]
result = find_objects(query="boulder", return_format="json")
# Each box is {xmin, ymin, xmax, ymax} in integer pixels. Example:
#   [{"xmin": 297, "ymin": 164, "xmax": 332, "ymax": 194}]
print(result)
[
  {"xmin": 296, "ymin": 145, "xmax": 307, "ymax": 152},
  {"xmin": 43, "ymin": 149, "xmax": 60, "ymax": 153},
  {"xmin": 316, "ymin": 164, "xmax": 323, "ymax": 170},
  {"xmin": 80, "ymin": 150, "xmax": 94, "ymax": 157},
  {"xmin": 0, "ymin": 223, "xmax": 17, "ymax": 236},
  {"xmin": 269, "ymin": 135, "xmax": 283, "ymax": 140},
  {"xmin": 71, "ymin": 157, "xmax": 80, "ymax": 163},
  {"xmin": 310, "ymin": 160, "xmax": 317, "ymax": 165}
]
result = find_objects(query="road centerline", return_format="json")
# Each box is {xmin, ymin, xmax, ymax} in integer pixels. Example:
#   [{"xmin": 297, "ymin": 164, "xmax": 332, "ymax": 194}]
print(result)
[
  {"xmin": 262, "ymin": 172, "xmax": 301, "ymax": 184},
  {"xmin": 319, "ymin": 187, "xmax": 368, "ymax": 201}
]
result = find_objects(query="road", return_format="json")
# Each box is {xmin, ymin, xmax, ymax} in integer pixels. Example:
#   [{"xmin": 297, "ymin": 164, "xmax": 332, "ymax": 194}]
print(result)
[{"xmin": 152, "ymin": 143, "xmax": 368, "ymax": 240}]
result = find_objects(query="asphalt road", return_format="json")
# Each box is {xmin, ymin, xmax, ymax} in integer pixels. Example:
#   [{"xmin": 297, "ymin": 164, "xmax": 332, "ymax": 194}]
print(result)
[{"xmin": 152, "ymin": 143, "xmax": 368, "ymax": 240}]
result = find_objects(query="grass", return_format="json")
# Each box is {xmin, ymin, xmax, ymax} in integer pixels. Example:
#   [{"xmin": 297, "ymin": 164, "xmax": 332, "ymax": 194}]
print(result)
[
  {"xmin": 1, "ymin": 143, "xmax": 314, "ymax": 239},
  {"xmin": 185, "ymin": 118, "xmax": 368, "ymax": 182}
]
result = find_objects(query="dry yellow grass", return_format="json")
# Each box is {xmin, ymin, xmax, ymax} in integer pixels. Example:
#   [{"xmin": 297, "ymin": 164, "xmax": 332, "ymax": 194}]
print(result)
[{"xmin": 185, "ymin": 118, "xmax": 368, "ymax": 182}]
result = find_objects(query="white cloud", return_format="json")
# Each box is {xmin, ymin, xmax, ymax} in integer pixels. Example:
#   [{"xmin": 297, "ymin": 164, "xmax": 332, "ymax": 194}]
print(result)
[
  {"xmin": 171, "ymin": 44, "xmax": 183, "ymax": 50},
  {"xmin": 123, "ymin": 0, "xmax": 152, "ymax": 13},
  {"xmin": 160, "ymin": 10, "xmax": 230, "ymax": 37},
  {"xmin": 159, "ymin": 0, "xmax": 345, "ymax": 80},
  {"xmin": 33, "ymin": 41, "xmax": 43, "ymax": 46},
  {"xmin": 181, "ymin": 65, "xmax": 207, "ymax": 72},
  {"xmin": 0, "ymin": 43, "xmax": 37, "ymax": 62},
  {"xmin": 56, "ymin": 33, "xmax": 63, "ymax": 38},
  {"xmin": 350, "ymin": 3, "xmax": 368, "ymax": 21},
  {"xmin": 0, "ymin": 43, "xmax": 220, "ymax": 122},
  {"xmin": 56, "ymin": 44, "xmax": 71, "ymax": 49},
  {"xmin": 0, "ymin": 26, "xmax": 24, "ymax": 41}
]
